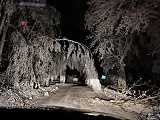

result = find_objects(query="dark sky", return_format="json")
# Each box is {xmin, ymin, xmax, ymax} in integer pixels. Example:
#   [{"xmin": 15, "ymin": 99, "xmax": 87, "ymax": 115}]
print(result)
[{"xmin": 47, "ymin": 0, "xmax": 90, "ymax": 45}]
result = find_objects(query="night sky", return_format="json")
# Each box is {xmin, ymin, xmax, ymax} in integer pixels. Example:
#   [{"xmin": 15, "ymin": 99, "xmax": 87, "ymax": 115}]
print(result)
[{"xmin": 47, "ymin": 0, "xmax": 90, "ymax": 45}]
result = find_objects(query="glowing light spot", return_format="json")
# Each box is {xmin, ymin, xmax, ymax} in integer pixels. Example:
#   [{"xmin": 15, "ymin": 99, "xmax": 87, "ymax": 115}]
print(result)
[
  {"xmin": 21, "ymin": 20, "xmax": 26, "ymax": 25},
  {"xmin": 101, "ymin": 75, "xmax": 106, "ymax": 79}
]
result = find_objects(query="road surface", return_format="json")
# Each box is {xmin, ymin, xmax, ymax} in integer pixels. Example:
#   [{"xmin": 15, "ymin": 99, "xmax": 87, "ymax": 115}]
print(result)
[{"xmin": 32, "ymin": 84, "xmax": 142, "ymax": 120}]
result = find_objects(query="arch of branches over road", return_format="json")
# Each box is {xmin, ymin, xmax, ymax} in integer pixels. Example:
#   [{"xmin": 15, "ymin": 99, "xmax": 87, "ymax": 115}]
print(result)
[
  {"xmin": 4, "ymin": 35, "xmax": 101, "ymax": 92},
  {"xmin": 0, "ymin": 1, "xmax": 102, "ymax": 92},
  {"xmin": 85, "ymin": 0, "xmax": 160, "ymax": 91}
]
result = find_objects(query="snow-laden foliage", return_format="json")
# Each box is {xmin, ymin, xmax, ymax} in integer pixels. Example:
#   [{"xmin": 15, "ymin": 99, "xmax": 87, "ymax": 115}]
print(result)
[
  {"xmin": 3, "ymin": 32, "xmax": 101, "ymax": 92},
  {"xmin": 0, "ymin": 3, "xmax": 61, "ymax": 69},
  {"xmin": 85, "ymin": 0, "xmax": 159, "ymax": 71},
  {"xmin": 85, "ymin": 0, "xmax": 160, "ymax": 90},
  {"xmin": 0, "ymin": 2, "xmax": 102, "ymax": 92}
]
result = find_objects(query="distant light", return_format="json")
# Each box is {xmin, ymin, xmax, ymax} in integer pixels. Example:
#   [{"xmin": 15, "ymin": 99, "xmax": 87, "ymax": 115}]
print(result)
[
  {"xmin": 21, "ymin": 20, "xmax": 26, "ymax": 25},
  {"xmin": 101, "ymin": 75, "xmax": 106, "ymax": 80}
]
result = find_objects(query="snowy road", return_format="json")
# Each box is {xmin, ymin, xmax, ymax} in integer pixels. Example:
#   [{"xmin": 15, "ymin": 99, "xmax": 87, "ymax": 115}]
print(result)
[{"xmin": 32, "ymin": 84, "xmax": 142, "ymax": 120}]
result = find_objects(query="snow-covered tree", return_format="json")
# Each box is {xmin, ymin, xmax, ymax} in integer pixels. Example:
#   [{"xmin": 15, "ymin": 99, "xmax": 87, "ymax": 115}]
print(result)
[
  {"xmin": 85, "ymin": 0, "xmax": 160, "ymax": 90},
  {"xmin": 0, "ymin": 3, "xmax": 61, "ymax": 88},
  {"xmin": 0, "ymin": 2, "xmax": 102, "ymax": 92},
  {"xmin": 0, "ymin": 0, "xmax": 16, "ymax": 65}
]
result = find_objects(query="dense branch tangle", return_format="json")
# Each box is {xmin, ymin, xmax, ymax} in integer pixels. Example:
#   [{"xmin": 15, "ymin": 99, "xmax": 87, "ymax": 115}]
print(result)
[
  {"xmin": 85, "ymin": 0, "xmax": 159, "ymax": 90},
  {"xmin": 5, "ymin": 33, "xmax": 101, "ymax": 92},
  {"xmin": 0, "ymin": 2, "xmax": 101, "ymax": 93},
  {"xmin": 0, "ymin": 3, "xmax": 61, "ymax": 71},
  {"xmin": 85, "ymin": 0, "xmax": 157, "ymax": 67}
]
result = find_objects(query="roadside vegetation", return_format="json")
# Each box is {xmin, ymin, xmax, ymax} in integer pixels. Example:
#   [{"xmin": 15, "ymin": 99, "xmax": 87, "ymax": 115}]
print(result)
[
  {"xmin": 0, "ymin": 0, "xmax": 160, "ymax": 119},
  {"xmin": 85, "ymin": 0, "xmax": 160, "ymax": 119}
]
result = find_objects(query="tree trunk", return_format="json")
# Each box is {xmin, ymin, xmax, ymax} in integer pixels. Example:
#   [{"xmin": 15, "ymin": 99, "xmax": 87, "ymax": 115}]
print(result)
[
  {"xmin": 0, "ymin": 15, "xmax": 10, "ymax": 65},
  {"xmin": 85, "ymin": 59, "xmax": 102, "ymax": 92},
  {"xmin": 0, "ymin": 13, "xmax": 6, "ymax": 36},
  {"xmin": 118, "ymin": 63, "xmax": 126, "ymax": 91},
  {"xmin": 60, "ymin": 75, "xmax": 66, "ymax": 84}
]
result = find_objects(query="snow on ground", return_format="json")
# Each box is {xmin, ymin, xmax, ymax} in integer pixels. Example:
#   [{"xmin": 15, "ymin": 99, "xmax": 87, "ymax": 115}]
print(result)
[
  {"xmin": 0, "ymin": 84, "xmax": 159, "ymax": 120},
  {"xmin": 0, "ymin": 85, "xmax": 59, "ymax": 107},
  {"xmin": 102, "ymin": 87, "xmax": 160, "ymax": 120}
]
